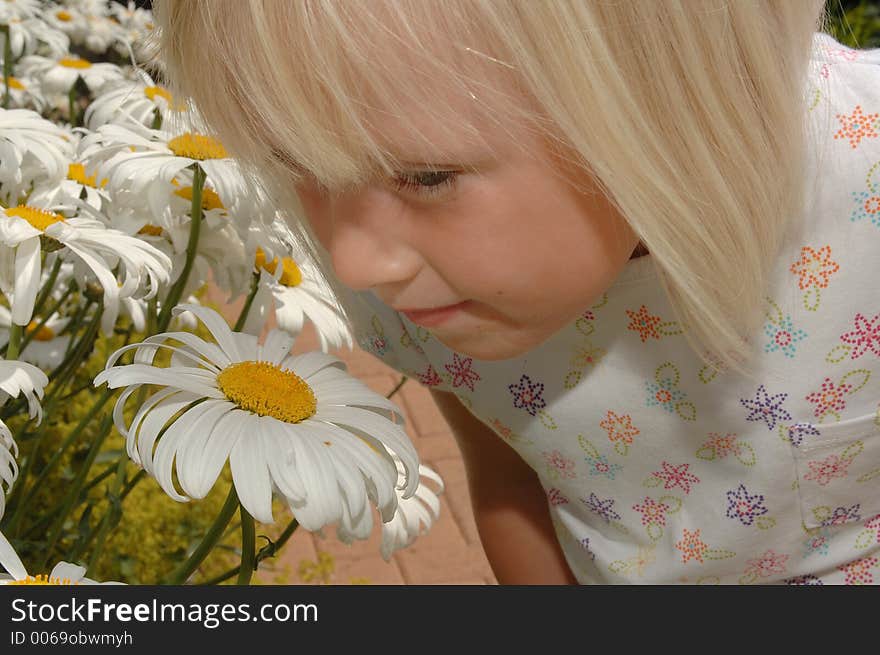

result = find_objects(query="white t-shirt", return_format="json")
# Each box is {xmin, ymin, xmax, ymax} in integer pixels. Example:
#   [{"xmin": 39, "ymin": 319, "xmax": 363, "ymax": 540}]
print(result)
[{"xmin": 347, "ymin": 32, "xmax": 880, "ymax": 584}]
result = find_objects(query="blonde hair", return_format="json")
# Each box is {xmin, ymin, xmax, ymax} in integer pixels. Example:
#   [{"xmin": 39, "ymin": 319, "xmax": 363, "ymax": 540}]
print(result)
[{"xmin": 153, "ymin": 0, "xmax": 830, "ymax": 380}]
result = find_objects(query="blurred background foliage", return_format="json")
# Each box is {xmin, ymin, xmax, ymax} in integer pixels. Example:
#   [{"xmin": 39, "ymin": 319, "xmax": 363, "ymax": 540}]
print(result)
[{"xmin": 826, "ymin": 0, "xmax": 880, "ymax": 48}]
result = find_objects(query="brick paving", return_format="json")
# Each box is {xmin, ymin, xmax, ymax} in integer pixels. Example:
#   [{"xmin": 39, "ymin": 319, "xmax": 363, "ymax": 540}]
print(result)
[{"xmin": 206, "ymin": 286, "xmax": 498, "ymax": 585}]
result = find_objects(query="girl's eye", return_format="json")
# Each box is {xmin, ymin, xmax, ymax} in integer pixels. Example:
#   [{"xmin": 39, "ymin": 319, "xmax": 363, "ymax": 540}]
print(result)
[{"xmin": 391, "ymin": 170, "xmax": 458, "ymax": 199}]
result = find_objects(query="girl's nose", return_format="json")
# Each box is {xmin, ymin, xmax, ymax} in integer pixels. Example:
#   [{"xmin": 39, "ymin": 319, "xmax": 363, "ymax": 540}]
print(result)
[{"xmin": 316, "ymin": 188, "xmax": 423, "ymax": 293}]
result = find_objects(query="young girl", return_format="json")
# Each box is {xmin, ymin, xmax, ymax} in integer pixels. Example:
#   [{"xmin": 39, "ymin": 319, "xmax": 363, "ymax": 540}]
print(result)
[{"xmin": 153, "ymin": 1, "xmax": 880, "ymax": 584}]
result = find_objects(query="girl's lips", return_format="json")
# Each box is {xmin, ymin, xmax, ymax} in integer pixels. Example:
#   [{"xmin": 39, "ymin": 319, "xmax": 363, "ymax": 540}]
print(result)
[{"xmin": 399, "ymin": 301, "xmax": 469, "ymax": 327}]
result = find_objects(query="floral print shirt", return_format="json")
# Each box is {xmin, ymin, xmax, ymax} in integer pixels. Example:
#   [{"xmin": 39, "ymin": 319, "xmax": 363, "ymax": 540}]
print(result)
[{"xmin": 348, "ymin": 32, "xmax": 880, "ymax": 584}]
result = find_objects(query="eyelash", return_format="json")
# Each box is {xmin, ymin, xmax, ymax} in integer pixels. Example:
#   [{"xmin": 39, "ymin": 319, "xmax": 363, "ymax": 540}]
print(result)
[{"xmin": 392, "ymin": 170, "xmax": 459, "ymax": 199}]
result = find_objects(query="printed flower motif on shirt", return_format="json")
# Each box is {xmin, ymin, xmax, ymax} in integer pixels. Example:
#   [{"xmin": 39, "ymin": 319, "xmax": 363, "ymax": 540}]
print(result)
[
  {"xmin": 581, "ymin": 493, "xmax": 621, "ymax": 523},
  {"xmin": 546, "ymin": 488, "xmax": 569, "ymax": 506},
  {"xmin": 578, "ymin": 436, "xmax": 623, "ymax": 479},
  {"xmin": 488, "ymin": 418, "xmax": 533, "ymax": 446},
  {"xmin": 805, "ymin": 376, "xmax": 854, "ymax": 419},
  {"xmin": 822, "ymin": 503, "xmax": 862, "ymax": 526},
  {"xmin": 740, "ymin": 384, "xmax": 793, "ymax": 432},
  {"xmin": 598, "ymin": 410, "xmax": 640, "ymax": 456},
  {"xmin": 739, "ymin": 550, "xmax": 789, "ymax": 584},
  {"xmin": 762, "ymin": 298, "xmax": 808, "ymax": 359},
  {"xmin": 785, "ymin": 422, "xmax": 821, "ymax": 448},
  {"xmin": 675, "ymin": 529, "xmax": 709, "ymax": 564},
  {"xmin": 789, "ymin": 245, "xmax": 840, "ymax": 311},
  {"xmin": 400, "ymin": 324, "xmax": 430, "ymax": 355},
  {"xmin": 802, "ymin": 527, "xmax": 832, "ymax": 557},
  {"xmin": 645, "ymin": 362, "xmax": 696, "ymax": 421},
  {"xmin": 564, "ymin": 340, "xmax": 606, "ymax": 389},
  {"xmin": 632, "ymin": 496, "xmax": 681, "ymax": 542},
  {"xmin": 803, "ymin": 445, "xmax": 861, "ymax": 487},
  {"xmin": 542, "ymin": 450, "xmax": 576, "ymax": 481},
  {"xmin": 838, "ymin": 556, "xmax": 879, "ymax": 585},
  {"xmin": 854, "ymin": 514, "xmax": 880, "ymax": 549},
  {"xmin": 578, "ymin": 537, "xmax": 596, "ymax": 561},
  {"xmin": 609, "ymin": 544, "xmax": 656, "ymax": 578},
  {"xmin": 415, "ymin": 364, "xmax": 443, "ymax": 387},
  {"xmin": 697, "ymin": 349, "xmax": 730, "ymax": 384},
  {"xmin": 725, "ymin": 484, "xmax": 770, "ymax": 527},
  {"xmin": 833, "ymin": 104, "xmax": 879, "ymax": 149},
  {"xmin": 506, "ymin": 374, "xmax": 547, "ymax": 417},
  {"xmin": 444, "ymin": 352, "xmax": 481, "ymax": 392},
  {"xmin": 625, "ymin": 304, "xmax": 683, "ymax": 342},
  {"xmin": 361, "ymin": 315, "xmax": 389, "ymax": 356},
  {"xmin": 695, "ymin": 433, "xmax": 757, "ymax": 466},
  {"xmin": 646, "ymin": 461, "xmax": 700, "ymax": 494},
  {"xmin": 849, "ymin": 183, "xmax": 880, "ymax": 228},
  {"xmin": 831, "ymin": 312, "xmax": 880, "ymax": 360}
]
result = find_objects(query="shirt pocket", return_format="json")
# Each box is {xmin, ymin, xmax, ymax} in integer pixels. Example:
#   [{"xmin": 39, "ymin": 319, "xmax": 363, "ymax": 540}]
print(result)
[{"xmin": 789, "ymin": 411, "xmax": 880, "ymax": 529}]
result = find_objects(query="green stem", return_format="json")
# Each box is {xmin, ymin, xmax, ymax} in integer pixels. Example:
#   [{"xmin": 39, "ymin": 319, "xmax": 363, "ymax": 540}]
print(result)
[
  {"xmin": 232, "ymin": 272, "xmax": 260, "ymax": 332},
  {"xmin": 31, "ymin": 256, "xmax": 63, "ymax": 321},
  {"xmin": 2, "ymin": 25, "xmax": 11, "ymax": 109},
  {"xmin": 5, "ymin": 323, "xmax": 22, "ymax": 360},
  {"xmin": 236, "ymin": 504, "xmax": 255, "ymax": 585},
  {"xmin": 157, "ymin": 164, "xmax": 205, "ymax": 333},
  {"xmin": 197, "ymin": 516, "xmax": 299, "ymax": 585},
  {"xmin": 84, "ymin": 456, "xmax": 128, "ymax": 577},
  {"xmin": 386, "ymin": 375, "xmax": 408, "ymax": 399},
  {"xmin": 37, "ymin": 412, "xmax": 114, "ymax": 570},
  {"xmin": 163, "ymin": 484, "xmax": 239, "ymax": 585},
  {"xmin": 67, "ymin": 76, "xmax": 81, "ymax": 127}
]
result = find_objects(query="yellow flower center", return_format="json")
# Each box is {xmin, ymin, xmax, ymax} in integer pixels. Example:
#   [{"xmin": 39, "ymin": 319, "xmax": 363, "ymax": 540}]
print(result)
[
  {"xmin": 255, "ymin": 247, "xmax": 302, "ymax": 287},
  {"xmin": 144, "ymin": 85, "xmax": 172, "ymax": 104},
  {"xmin": 67, "ymin": 163, "xmax": 107, "ymax": 188},
  {"xmin": 8, "ymin": 574, "xmax": 79, "ymax": 585},
  {"xmin": 137, "ymin": 224, "xmax": 164, "ymax": 237},
  {"xmin": 173, "ymin": 185, "xmax": 225, "ymax": 211},
  {"xmin": 216, "ymin": 361, "xmax": 316, "ymax": 423},
  {"xmin": 6, "ymin": 205, "xmax": 66, "ymax": 231},
  {"xmin": 56, "ymin": 9, "xmax": 72, "ymax": 21},
  {"xmin": 26, "ymin": 320, "xmax": 55, "ymax": 341},
  {"xmin": 6, "ymin": 76, "xmax": 24, "ymax": 90},
  {"xmin": 167, "ymin": 133, "xmax": 228, "ymax": 160},
  {"xmin": 59, "ymin": 57, "xmax": 92, "ymax": 69}
]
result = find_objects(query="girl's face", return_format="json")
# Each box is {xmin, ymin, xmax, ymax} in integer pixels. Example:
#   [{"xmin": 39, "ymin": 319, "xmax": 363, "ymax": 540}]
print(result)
[{"xmin": 293, "ymin": 95, "xmax": 640, "ymax": 361}]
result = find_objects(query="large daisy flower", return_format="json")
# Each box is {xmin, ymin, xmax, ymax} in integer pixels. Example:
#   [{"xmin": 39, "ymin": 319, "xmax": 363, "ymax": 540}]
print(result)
[
  {"xmin": 0, "ymin": 531, "xmax": 122, "ymax": 584},
  {"xmin": 1, "ymin": 16, "xmax": 69, "ymax": 59},
  {"xmin": 78, "ymin": 121, "xmax": 245, "ymax": 214},
  {"xmin": 0, "ymin": 203, "xmax": 172, "ymax": 332},
  {"xmin": 84, "ymin": 73, "xmax": 175, "ymax": 130},
  {"xmin": 0, "ymin": 0, "xmax": 42, "ymax": 24},
  {"xmin": 378, "ymin": 455, "xmax": 444, "ymax": 561},
  {"xmin": 0, "ymin": 107, "xmax": 74, "ymax": 204},
  {"xmin": 0, "ymin": 356, "xmax": 48, "ymax": 518},
  {"xmin": 3, "ymin": 75, "xmax": 48, "ymax": 112},
  {"xmin": 17, "ymin": 53, "xmax": 125, "ymax": 96},
  {"xmin": 93, "ymin": 303, "xmax": 419, "ymax": 541},
  {"xmin": 245, "ymin": 247, "xmax": 353, "ymax": 353},
  {"xmin": 29, "ymin": 162, "xmax": 111, "ymax": 212}
]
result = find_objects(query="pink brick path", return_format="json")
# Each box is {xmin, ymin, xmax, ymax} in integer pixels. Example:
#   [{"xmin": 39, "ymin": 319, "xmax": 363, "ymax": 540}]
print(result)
[{"xmin": 206, "ymin": 286, "xmax": 498, "ymax": 585}]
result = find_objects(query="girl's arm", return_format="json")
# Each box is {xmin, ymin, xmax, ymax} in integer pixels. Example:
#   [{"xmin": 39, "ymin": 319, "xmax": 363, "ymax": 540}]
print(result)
[{"xmin": 428, "ymin": 390, "xmax": 579, "ymax": 585}]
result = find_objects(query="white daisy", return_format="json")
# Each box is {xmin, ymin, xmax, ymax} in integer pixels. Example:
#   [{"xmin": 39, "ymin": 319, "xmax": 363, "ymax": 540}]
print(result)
[
  {"xmin": 17, "ymin": 53, "xmax": 125, "ymax": 96},
  {"xmin": 79, "ymin": 121, "xmax": 245, "ymax": 213},
  {"xmin": 108, "ymin": 0, "xmax": 154, "ymax": 33},
  {"xmin": 0, "ymin": 356, "xmax": 48, "ymax": 518},
  {"xmin": 2, "ymin": 75, "xmax": 48, "ymax": 112},
  {"xmin": 1, "ymin": 16, "xmax": 69, "ymax": 59},
  {"xmin": 245, "ymin": 247, "xmax": 353, "ymax": 353},
  {"xmin": 84, "ymin": 74, "xmax": 175, "ymax": 130},
  {"xmin": 41, "ymin": 3, "xmax": 88, "ymax": 39},
  {"xmin": 93, "ymin": 303, "xmax": 420, "ymax": 540},
  {"xmin": 0, "ymin": 530, "xmax": 123, "ymax": 584},
  {"xmin": 0, "ymin": 0, "xmax": 42, "ymax": 23},
  {"xmin": 379, "ymin": 456, "xmax": 444, "ymax": 561},
  {"xmin": 78, "ymin": 14, "xmax": 128, "ymax": 55},
  {"xmin": 29, "ymin": 162, "xmax": 111, "ymax": 213},
  {"xmin": 0, "ymin": 203, "xmax": 172, "ymax": 332},
  {"xmin": 0, "ymin": 305, "xmax": 71, "ymax": 370},
  {"xmin": 0, "ymin": 107, "xmax": 74, "ymax": 204}
]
